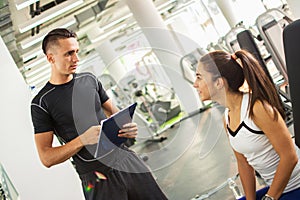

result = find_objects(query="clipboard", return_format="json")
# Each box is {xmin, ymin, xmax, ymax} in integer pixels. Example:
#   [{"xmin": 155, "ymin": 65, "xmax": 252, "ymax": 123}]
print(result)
[{"xmin": 94, "ymin": 102, "xmax": 137, "ymax": 158}]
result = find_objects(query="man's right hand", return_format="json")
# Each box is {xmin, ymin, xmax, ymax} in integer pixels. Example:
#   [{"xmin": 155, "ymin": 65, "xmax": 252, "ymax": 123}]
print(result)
[{"xmin": 79, "ymin": 125, "xmax": 101, "ymax": 145}]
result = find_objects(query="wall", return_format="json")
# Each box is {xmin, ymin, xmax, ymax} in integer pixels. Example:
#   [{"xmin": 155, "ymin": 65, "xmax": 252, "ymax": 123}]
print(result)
[
  {"xmin": 286, "ymin": 0, "xmax": 300, "ymax": 19},
  {"xmin": 0, "ymin": 36, "xmax": 84, "ymax": 200}
]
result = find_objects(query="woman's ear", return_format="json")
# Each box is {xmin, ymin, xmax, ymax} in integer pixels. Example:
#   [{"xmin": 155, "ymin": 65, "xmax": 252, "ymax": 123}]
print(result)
[{"xmin": 215, "ymin": 77, "xmax": 224, "ymax": 89}]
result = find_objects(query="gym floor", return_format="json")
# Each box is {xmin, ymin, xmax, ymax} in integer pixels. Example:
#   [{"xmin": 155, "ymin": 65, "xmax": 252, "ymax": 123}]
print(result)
[{"xmin": 130, "ymin": 105, "xmax": 282, "ymax": 200}]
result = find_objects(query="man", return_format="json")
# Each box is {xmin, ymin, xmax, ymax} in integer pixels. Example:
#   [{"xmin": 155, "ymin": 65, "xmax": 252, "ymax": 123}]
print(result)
[{"xmin": 31, "ymin": 28, "xmax": 167, "ymax": 200}]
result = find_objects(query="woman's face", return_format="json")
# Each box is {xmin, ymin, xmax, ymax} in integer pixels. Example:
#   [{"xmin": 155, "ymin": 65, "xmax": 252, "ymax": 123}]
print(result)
[{"xmin": 193, "ymin": 62, "xmax": 219, "ymax": 101}]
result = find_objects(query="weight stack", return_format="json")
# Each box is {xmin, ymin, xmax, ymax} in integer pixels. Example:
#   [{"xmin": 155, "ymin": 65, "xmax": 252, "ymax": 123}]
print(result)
[{"xmin": 283, "ymin": 19, "xmax": 300, "ymax": 147}]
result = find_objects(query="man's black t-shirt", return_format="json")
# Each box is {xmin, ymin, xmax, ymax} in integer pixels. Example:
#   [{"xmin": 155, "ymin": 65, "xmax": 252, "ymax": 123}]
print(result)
[
  {"xmin": 31, "ymin": 73, "xmax": 169, "ymax": 200},
  {"xmin": 31, "ymin": 72, "xmax": 109, "ymax": 174}
]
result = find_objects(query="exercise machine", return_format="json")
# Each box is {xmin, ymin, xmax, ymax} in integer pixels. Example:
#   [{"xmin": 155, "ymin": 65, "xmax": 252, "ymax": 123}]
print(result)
[
  {"xmin": 0, "ymin": 163, "xmax": 19, "ymax": 200},
  {"xmin": 256, "ymin": 8, "xmax": 293, "ymax": 86},
  {"xmin": 180, "ymin": 48, "xmax": 207, "ymax": 84},
  {"xmin": 236, "ymin": 29, "xmax": 293, "ymax": 127},
  {"xmin": 283, "ymin": 19, "xmax": 300, "ymax": 147},
  {"xmin": 224, "ymin": 22, "xmax": 246, "ymax": 53}
]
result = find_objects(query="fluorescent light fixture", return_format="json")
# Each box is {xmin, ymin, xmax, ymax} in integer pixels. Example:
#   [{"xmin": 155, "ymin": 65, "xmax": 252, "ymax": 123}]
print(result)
[
  {"xmin": 24, "ymin": 63, "xmax": 49, "ymax": 78},
  {"xmin": 15, "ymin": 0, "xmax": 39, "ymax": 10},
  {"xmin": 101, "ymin": 13, "xmax": 132, "ymax": 31},
  {"xmin": 23, "ymin": 56, "xmax": 47, "ymax": 71},
  {"xmin": 91, "ymin": 24, "xmax": 127, "ymax": 43},
  {"xmin": 26, "ymin": 67, "xmax": 51, "ymax": 83},
  {"xmin": 18, "ymin": 0, "xmax": 83, "ymax": 33},
  {"xmin": 98, "ymin": 0, "xmax": 176, "ymax": 33},
  {"xmin": 20, "ymin": 17, "xmax": 77, "ymax": 49},
  {"xmin": 156, "ymin": 0, "xmax": 176, "ymax": 10},
  {"xmin": 164, "ymin": 0, "xmax": 195, "ymax": 25},
  {"xmin": 22, "ymin": 48, "xmax": 43, "ymax": 62},
  {"xmin": 27, "ymin": 72, "xmax": 50, "ymax": 87}
]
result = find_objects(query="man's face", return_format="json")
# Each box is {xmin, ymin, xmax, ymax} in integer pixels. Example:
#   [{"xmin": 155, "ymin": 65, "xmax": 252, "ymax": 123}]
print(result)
[{"xmin": 47, "ymin": 37, "xmax": 79, "ymax": 76}]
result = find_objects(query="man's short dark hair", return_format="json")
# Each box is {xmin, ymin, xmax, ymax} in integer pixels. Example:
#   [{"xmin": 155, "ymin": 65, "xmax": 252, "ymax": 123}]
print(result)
[{"xmin": 42, "ymin": 28, "xmax": 77, "ymax": 54}]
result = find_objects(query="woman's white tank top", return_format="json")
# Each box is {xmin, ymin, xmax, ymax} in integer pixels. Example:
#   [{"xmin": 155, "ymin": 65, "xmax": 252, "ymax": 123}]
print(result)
[{"xmin": 224, "ymin": 93, "xmax": 300, "ymax": 192}]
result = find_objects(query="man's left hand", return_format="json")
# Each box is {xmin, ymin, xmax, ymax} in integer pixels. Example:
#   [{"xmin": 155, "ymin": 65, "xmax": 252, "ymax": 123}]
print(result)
[{"xmin": 118, "ymin": 122, "xmax": 138, "ymax": 138}]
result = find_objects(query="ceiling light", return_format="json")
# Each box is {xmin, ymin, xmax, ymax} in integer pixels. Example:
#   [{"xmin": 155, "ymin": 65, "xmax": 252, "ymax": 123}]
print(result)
[
  {"xmin": 18, "ymin": 0, "xmax": 83, "ymax": 33},
  {"xmin": 156, "ymin": 0, "xmax": 176, "ymax": 10},
  {"xmin": 23, "ymin": 56, "xmax": 47, "ymax": 71},
  {"xmin": 20, "ymin": 17, "xmax": 77, "ymax": 49},
  {"xmin": 15, "ymin": 0, "xmax": 39, "ymax": 10},
  {"xmin": 101, "ymin": 13, "xmax": 132, "ymax": 31},
  {"xmin": 91, "ymin": 24, "xmax": 127, "ymax": 43},
  {"xmin": 27, "ymin": 72, "xmax": 50, "ymax": 87},
  {"xmin": 26, "ymin": 67, "xmax": 51, "ymax": 83},
  {"xmin": 24, "ymin": 63, "xmax": 49, "ymax": 78},
  {"xmin": 22, "ymin": 48, "xmax": 43, "ymax": 62}
]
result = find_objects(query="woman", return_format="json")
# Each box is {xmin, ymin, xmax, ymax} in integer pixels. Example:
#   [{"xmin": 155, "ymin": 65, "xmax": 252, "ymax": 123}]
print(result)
[{"xmin": 193, "ymin": 50, "xmax": 300, "ymax": 200}]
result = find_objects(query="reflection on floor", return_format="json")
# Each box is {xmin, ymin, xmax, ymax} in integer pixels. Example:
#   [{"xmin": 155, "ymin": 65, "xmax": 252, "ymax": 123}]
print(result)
[{"xmin": 131, "ymin": 105, "xmax": 268, "ymax": 200}]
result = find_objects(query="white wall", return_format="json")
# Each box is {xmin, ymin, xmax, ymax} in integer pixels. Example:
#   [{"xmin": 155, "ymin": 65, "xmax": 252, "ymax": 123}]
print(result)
[
  {"xmin": 0, "ymin": 36, "xmax": 84, "ymax": 200},
  {"xmin": 286, "ymin": 0, "xmax": 300, "ymax": 19}
]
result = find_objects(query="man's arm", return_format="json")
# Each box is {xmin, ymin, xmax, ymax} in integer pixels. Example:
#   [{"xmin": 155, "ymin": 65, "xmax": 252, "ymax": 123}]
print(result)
[
  {"xmin": 35, "ymin": 125, "xmax": 100, "ymax": 168},
  {"xmin": 102, "ymin": 99, "xmax": 119, "ymax": 116}
]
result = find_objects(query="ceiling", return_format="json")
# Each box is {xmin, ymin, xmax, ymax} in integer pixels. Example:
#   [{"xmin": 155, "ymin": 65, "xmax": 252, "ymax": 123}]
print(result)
[
  {"xmin": 1, "ymin": 0, "xmax": 291, "ymax": 90},
  {"xmin": 1, "ymin": 0, "xmax": 190, "ymax": 89}
]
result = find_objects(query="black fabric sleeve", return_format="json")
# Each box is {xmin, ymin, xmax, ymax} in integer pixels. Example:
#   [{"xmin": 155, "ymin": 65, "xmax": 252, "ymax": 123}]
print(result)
[
  {"xmin": 97, "ymin": 79, "xmax": 109, "ymax": 104},
  {"xmin": 31, "ymin": 104, "xmax": 54, "ymax": 134}
]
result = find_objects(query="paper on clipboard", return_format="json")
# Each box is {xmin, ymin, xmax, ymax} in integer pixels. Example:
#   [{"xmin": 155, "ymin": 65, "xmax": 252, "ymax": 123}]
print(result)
[{"xmin": 94, "ymin": 102, "xmax": 137, "ymax": 158}]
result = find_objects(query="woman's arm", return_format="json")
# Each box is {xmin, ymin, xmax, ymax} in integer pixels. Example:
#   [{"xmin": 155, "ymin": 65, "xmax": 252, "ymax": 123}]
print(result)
[
  {"xmin": 234, "ymin": 149, "xmax": 256, "ymax": 200},
  {"xmin": 223, "ymin": 116, "xmax": 256, "ymax": 200},
  {"xmin": 253, "ymin": 101, "xmax": 298, "ymax": 199}
]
